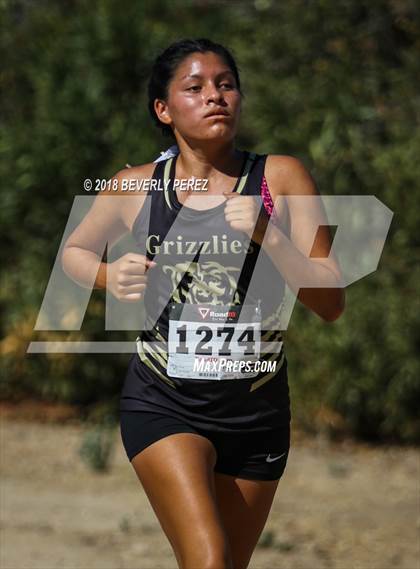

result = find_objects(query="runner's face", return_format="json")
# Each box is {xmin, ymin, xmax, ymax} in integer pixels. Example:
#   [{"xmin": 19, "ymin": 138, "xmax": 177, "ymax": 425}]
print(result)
[{"xmin": 160, "ymin": 52, "xmax": 241, "ymax": 142}]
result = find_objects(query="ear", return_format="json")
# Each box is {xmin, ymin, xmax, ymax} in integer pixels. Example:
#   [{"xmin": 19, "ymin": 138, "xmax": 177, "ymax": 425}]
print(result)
[{"xmin": 154, "ymin": 99, "xmax": 172, "ymax": 126}]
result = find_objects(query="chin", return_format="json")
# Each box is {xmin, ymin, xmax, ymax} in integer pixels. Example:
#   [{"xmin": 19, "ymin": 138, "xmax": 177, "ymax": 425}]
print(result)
[
  {"xmin": 203, "ymin": 127, "xmax": 235, "ymax": 141},
  {"xmin": 183, "ymin": 125, "xmax": 236, "ymax": 145}
]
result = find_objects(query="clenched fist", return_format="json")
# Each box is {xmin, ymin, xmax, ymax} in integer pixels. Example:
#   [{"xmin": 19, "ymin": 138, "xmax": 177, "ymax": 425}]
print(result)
[
  {"xmin": 223, "ymin": 192, "xmax": 286, "ymax": 243},
  {"xmin": 106, "ymin": 253, "xmax": 156, "ymax": 302}
]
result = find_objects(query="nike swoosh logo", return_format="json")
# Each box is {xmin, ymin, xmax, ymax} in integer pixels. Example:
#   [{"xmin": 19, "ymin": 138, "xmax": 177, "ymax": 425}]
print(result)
[{"xmin": 266, "ymin": 452, "xmax": 287, "ymax": 463}]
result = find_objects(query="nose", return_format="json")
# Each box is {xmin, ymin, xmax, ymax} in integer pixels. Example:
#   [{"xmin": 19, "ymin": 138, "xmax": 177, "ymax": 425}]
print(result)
[{"xmin": 204, "ymin": 82, "xmax": 225, "ymax": 105}]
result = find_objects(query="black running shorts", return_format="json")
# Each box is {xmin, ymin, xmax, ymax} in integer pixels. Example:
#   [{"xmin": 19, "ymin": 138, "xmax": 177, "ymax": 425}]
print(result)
[{"xmin": 120, "ymin": 409, "xmax": 290, "ymax": 481}]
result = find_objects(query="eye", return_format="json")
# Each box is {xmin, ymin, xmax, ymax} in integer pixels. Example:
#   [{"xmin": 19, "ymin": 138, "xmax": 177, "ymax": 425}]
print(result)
[
  {"xmin": 186, "ymin": 85, "xmax": 201, "ymax": 92},
  {"xmin": 220, "ymin": 82, "xmax": 234, "ymax": 89}
]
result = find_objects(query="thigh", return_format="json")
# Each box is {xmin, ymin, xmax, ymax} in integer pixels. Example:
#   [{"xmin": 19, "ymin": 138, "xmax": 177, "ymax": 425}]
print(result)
[
  {"xmin": 131, "ymin": 431, "xmax": 233, "ymax": 569},
  {"xmin": 214, "ymin": 473, "xmax": 279, "ymax": 569},
  {"xmin": 120, "ymin": 410, "xmax": 199, "ymax": 462},
  {"xmin": 211, "ymin": 424, "xmax": 290, "ymax": 569}
]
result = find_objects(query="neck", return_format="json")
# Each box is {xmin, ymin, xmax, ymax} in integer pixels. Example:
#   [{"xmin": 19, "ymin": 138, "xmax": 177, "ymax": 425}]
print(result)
[{"xmin": 174, "ymin": 139, "xmax": 243, "ymax": 179}]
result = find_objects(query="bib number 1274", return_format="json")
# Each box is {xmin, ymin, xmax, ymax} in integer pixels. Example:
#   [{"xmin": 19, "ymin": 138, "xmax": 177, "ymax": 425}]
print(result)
[{"xmin": 174, "ymin": 324, "xmax": 258, "ymax": 356}]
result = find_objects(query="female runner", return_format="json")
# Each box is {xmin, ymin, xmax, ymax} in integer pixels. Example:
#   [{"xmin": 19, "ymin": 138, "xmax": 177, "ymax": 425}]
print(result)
[{"xmin": 62, "ymin": 38, "xmax": 344, "ymax": 569}]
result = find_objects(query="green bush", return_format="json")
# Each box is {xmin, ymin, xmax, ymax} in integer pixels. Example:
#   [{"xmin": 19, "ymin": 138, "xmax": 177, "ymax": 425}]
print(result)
[{"xmin": 1, "ymin": 0, "xmax": 418, "ymax": 442}]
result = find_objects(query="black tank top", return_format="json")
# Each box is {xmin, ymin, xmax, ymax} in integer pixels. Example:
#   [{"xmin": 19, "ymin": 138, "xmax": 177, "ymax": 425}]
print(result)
[{"xmin": 120, "ymin": 151, "xmax": 291, "ymax": 430}]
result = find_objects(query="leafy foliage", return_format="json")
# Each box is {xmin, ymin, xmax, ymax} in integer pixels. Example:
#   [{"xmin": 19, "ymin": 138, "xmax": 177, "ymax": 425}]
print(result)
[{"xmin": 1, "ymin": 0, "xmax": 418, "ymax": 441}]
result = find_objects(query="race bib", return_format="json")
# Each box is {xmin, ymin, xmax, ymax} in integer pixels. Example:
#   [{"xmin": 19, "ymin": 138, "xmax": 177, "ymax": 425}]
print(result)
[{"xmin": 167, "ymin": 302, "xmax": 261, "ymax": 380}]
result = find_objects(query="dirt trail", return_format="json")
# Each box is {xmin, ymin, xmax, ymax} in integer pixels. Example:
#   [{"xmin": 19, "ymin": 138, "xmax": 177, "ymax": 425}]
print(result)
[{"xmin": 1, "ymin": 417, "xmax": 419, "ymax": 569}]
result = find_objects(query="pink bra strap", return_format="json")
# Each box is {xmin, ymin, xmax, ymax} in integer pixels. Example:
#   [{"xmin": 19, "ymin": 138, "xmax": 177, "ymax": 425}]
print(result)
[{"xmin": 261, "ymin": 175, "xmax": 278, "ymax": 221}]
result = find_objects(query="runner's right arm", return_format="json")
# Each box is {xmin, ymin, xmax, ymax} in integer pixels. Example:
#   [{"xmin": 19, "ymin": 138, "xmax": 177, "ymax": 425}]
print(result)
[{"xmin": 61, "ymin": 164, "xmax": 155, "ymax": 301}]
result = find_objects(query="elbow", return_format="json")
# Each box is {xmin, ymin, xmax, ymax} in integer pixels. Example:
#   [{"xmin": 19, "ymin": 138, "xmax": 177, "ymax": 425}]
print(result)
[
  {"xmin": 61, "ymin": 241, "xmax": 70, "ymax": 270},
  {"xmin": 60, "ymin": 245, "xmax": 68, "ymax": 273},
  {"xmin": 61, "ymin": 241, "xmax": 75, "ymax": 278},
  {"xmin": 322, "ymin": 289, "xmax": 346, "ymax": 323},
  {"xmin": 323, "ymin": 308, "xmax": 344, "ymax": 323}
]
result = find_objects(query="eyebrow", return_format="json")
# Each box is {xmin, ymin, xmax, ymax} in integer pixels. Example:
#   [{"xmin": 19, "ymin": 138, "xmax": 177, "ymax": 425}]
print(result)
[{"xmin": 180, "ymin": 70, "xmax": 235, "ymax": 81}]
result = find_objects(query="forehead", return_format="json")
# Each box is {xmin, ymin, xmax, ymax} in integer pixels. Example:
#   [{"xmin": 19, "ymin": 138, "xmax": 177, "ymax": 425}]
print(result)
[{"xmin": 173, "ymin": 51, "xmax": 233, "ymax": 80}]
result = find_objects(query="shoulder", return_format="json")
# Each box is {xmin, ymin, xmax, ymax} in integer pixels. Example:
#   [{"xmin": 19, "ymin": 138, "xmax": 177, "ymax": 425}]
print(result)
[
  {"xmin": 264, "ymin": 154, "xmax": 317, "ymax": 197},
  {"xmin": 88, "ymin": 161, "xmax": 158, "ymax": 233},
  {"xmin": 111, "ymin": 161, "xmax": 158, "ymax": 193}
]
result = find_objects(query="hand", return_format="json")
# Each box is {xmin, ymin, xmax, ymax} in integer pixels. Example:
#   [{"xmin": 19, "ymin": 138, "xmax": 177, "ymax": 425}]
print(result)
[
  {"xmin": 106, "ymin": 253, "xmax": 156, "ymax": 302},
  {"xmin": 224, "ymin": 191, "xmax": 288, "ymax": 241},
  {"xmin": 223, "ymin": 193, "xmax": 264, "ymax": 239}
]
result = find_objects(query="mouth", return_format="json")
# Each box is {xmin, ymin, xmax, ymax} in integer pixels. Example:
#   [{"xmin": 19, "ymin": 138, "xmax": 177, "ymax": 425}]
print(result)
[{"xmin": 204, "ymin": 110, "xmax": 230, "ymax": 119}]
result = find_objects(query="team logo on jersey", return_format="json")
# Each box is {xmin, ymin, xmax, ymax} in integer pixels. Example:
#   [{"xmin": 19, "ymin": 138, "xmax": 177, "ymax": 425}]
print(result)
[{"xmin": 163, "ymin": 261, "xmax": 241, "ymax": 305}]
